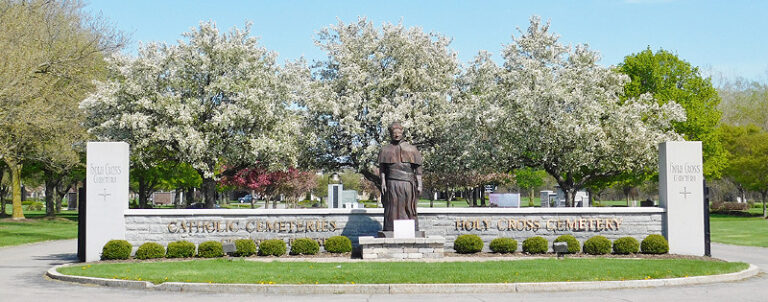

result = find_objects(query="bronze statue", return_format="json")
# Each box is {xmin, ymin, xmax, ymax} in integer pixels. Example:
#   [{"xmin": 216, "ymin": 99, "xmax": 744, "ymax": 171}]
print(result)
[{"xmin": 377, "ymin": 122, "xmax": 423, "ymax": 232}]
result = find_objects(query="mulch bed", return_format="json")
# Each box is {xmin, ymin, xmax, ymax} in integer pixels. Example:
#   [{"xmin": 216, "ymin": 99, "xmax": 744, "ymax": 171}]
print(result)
[
  {"xmin": 442, "ymin": 252, "xmax": 718, "ymax": 261},
  {"xmin": 95, "ymin": 251, "xmax": 721, "ymax": 264}
]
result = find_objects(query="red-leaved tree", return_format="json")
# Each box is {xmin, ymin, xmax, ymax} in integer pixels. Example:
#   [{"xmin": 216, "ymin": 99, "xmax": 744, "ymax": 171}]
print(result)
[{"xmin": 221, "ymin": 166, "xmax": 316, "ymax": 209}]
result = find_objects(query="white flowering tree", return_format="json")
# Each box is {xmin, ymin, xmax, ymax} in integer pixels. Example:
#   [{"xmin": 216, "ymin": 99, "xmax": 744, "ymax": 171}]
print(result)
[
  {"xmin": 490, "ymin": 17, "xmax": 686, "ymax": 206},
  {"xmin": 82, "ymin": 22, "xmax": 301, "ymax": 208},
  {"xmin": 303, "ymin": 18, "xmax": 460, "ymax": 188}
]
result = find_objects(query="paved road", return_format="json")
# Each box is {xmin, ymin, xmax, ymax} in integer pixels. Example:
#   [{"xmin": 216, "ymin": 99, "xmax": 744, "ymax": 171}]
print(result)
[{"xmin": 1, "ymin": 240, "xmax": 764, "ymax": 301}]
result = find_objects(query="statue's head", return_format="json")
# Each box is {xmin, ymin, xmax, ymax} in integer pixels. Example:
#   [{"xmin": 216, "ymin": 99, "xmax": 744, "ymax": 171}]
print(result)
[{"xmin": 388, "ymin": 122, "xmax": 403, "ymax": 143}]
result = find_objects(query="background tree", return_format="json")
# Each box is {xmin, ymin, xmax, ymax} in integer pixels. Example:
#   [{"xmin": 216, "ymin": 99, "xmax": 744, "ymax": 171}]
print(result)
[
  {"xmin": 0, "ymin": 0, "xmax": 124, "ymax": 219},
  {"xmin": 82, "ymin": 22, "xmax": 300, "ymax": 208},
  {"xmin": 129, "ymin": 161, "xmax": 192, "ymax": 209},
  {"xmin": 618, "ymin": 48, "xmax": 726, "ymax": 179},
  {"xmin": 718, "ymin": 77, "xmax": 768, "ymax": 131},
  {"xmin": 721, "ymin": 124, "xmax": 768, "ymax": 217},
  {"xmin": 303, "ymin": 18, "xmax": 459, "ymax": 189},
  {"xmin": 491, "ymin": 17, "xmax": 685, "ymax": 206},
  {"xmin": 274, "ymin": 169, "xmax": 317, "ymax": 208},
  {"xmin": 515, "ymin": 167, "xmax": 547, "ymax": 206},
  {"xmin": 221, "ymin": 166, "xmax": 314, "ymax": 209}
]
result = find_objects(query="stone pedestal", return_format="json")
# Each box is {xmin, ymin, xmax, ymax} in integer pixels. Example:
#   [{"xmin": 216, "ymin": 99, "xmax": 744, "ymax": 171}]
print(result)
[
  {"xmin": 377, "ymin": 231, "xmax": 426, "ymax": 238},
  {"xmin": 359, "ymin": 236, "xmax": 445, "ymax": 259}
]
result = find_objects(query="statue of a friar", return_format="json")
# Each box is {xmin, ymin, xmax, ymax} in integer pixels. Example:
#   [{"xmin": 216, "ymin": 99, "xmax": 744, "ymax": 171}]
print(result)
[{"xmin": 377, "ymin": 122, "xmax": 423, "ymax": 232}]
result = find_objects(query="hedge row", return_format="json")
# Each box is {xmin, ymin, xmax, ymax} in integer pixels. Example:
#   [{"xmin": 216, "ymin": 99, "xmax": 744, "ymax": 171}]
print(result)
[
  {"xmin": 101, "ymin": 236, "xmax": 351, "ymax": 260},
  {"xmin": 452, "ymin": 234, "xmax": 669, "ymax": 255}
]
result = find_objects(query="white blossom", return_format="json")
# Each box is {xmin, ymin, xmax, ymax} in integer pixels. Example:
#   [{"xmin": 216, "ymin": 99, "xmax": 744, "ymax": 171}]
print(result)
[
  {"xmin": 81, "ymin": 22, "xmax": 301, "ymax": 179},
  {"xmin": 485, "ymin": 16, "xmax": 685, "ymax": 203}
]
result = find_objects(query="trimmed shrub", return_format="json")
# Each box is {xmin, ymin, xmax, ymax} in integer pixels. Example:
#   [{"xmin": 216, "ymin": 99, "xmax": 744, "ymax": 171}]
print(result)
[
  {"xmin": 101, "ymin": 240, "xmax": 132, "ymax": 260},
  {"xmin": 258, "ymin": 239, "xmax": 287, "ymax": 256},
  {"xmin": 166, "ymin": 240, "xmax": 196, "ymax": 258},
  {"xmin": 290, "ymin": 238, "xmax": 320, "ymax": 255},
  {"xmin": 198, "ymin": 241, "xmax": 224, "ymax": 258},
  {"xmin": 454, "ymin": 234, "xmax": 484, "ymax": 254},
  {"xmin": 554, "ymin": 235, "xmax": 580, "ymax": 254},
  {"xmin": 522, "ymin": 236, "xmax": 548, "ymax": 254},
  {"xmin": 710, "ymin": 201, "xmax": 749, "ymax": 212},
  {"xmin": 135, "ymin": 242, "xmax": 165, "ymax": 260},
  {"xmin": 641, "ymin": 234, "xmax": 669, "ymax": 254},
  {"xmin": 489, "ymin": 237, "xmax": 517, "ymax": 253},
  {"xmin": 233, "ymin": 239, "xmax": 257, "ymax": 257},
  {"xmin": 324, "ymin": 236, "xmax": 352, "ymax": 253},
  {"xmin": 613, "ymin": 237, "xmax": 640, "ymax": 254},
  {"xmin": 583, "ymin": 236, "xmax": 612, "ymax": 255},
  {"xmin": 27, "ymin": 201, "xmax": 43, "ymax": 211}
]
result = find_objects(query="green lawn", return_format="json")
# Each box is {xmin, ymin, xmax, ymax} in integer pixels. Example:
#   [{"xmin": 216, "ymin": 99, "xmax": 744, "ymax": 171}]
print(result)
[
  {"xmin": 710, "ymin": 209, "xmax": 768, "ymax": 247},
  {"xmin": 0, "ymin": 217, "xmax": 78, "ymax": 247},
  {"xmin": 59, "ymin": 258, "xmax": 746, "ymax": 284}
]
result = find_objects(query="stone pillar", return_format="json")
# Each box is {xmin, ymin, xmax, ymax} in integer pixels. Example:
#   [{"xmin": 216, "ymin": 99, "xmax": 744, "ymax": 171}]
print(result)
[
  {"xmin": 659, "ymin": 141, "xmax": 704, "ymax": 256},
  {"xmin": 85, "ymin": 142, "xmax": 129, "ymax": 262}
]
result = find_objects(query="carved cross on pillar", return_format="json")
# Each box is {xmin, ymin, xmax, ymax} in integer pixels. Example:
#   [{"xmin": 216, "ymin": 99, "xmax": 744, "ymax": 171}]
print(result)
[
  {"xmin": 679, "ymin": 187, "xmax": 692, "ymax": 199},
  {"xmin": 98, "ymin": 188, "xmax": 111, "ymax": 202}
]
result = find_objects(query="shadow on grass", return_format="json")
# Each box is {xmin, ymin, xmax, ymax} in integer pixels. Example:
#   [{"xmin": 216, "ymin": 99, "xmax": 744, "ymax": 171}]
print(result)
[{"xmin": 710, "ymin": 211, "xmax": 764, "ymax": 218}]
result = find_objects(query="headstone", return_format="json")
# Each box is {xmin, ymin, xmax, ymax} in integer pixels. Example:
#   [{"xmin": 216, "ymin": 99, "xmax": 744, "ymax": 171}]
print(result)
[
  {"xmin": 540, "ymin": 191, "xmax": 553, "ymax": 207},
  {"xmin": 86, "ymin": 142, "xmax": 129, "ymax": 262},
  {"xmin": 327, "ymin": 184, "xmax": 343, "ymax": 209},
  {"xmin": 393, "ymin": 219, "xmax": 415, "ymax": 238},
  {"xmin": 66, "ymin": 192, "xmax": 78, "ymax": 210},
  {"xmin": 555, "ymin": 188, "xmax": 587, "ymax": 207},
  {"xmin": 341, "ymin": 190, "xmax": 357, "ymax": 203},
  {"xmin": 659, "ymin": 141, "xmax": 704, "ymax": 256},
  {"xmin": 489, "ymin": 193, "xmax": 520, "ymax": 207},
  {"xmin": 152, "ymin": 192, "xmax": 174, "ymax": 205},
  {"xmin": 340, "ymin": 189, "xmax": 359, "ymax": 208},
  {"xmin": 575, "ymin": 191, "xmax": 590, "ymax": 207}
]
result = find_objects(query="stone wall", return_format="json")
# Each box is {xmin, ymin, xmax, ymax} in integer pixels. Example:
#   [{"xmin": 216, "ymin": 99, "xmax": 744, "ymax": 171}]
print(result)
[{"xmin": 124, "ymin": 207, "xmax": 664, "ymax": 252}]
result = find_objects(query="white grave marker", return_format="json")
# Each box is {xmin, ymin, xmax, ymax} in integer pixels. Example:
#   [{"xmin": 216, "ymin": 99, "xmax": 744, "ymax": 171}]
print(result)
[
  {"xmin": 659, "ymin": 141, "xmax": 704, "ymax": 256},
  {"xmin": 86, "ymin": 142, "xmax": 129, "ymax": 262},
  {"xmin": 393, "ymin": 220, "xmax": 415, "ymax": 238},
  {"xmin": 489, "ymin": 193, "xmax": 521, "ymax": 207}
]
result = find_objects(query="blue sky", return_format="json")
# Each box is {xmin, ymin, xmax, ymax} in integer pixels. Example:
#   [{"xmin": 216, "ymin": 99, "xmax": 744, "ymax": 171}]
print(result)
[{"xmin": 86, "ymin": 0, "xmax": 768, "ymax": 82}]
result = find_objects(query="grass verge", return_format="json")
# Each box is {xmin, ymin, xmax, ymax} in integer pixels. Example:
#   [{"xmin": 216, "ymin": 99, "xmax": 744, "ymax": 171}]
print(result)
[
  {"xmin": 58, "ymin": 258, "xmax": 747, "ymax": 284},
  {"xmin": 710, "ymin": 212, "xmax": 768, "ymax": 247},
  {"xmin": 0, "ymin": 217, "xmax": 78, "ymax": 247}
]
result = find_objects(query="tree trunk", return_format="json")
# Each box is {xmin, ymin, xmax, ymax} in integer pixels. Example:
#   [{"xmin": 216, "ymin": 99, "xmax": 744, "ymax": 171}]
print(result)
[
  {"xmin": 624, "ymin": 186, "xmax": 631, "ymax": 207},
  {"xmin": 429, "ymin": 190, "xmax": 434, "ymax": 208},
  {"xmin": 55, "ymin": 187, "xmax": 66, "ymax": 213},
  {"xmin": 201, "ymin": 177, "xmax": 217, "ymax": 208},
  {"xmin": 587, "ymin": 189, "xmax": 595, "ymax": 207},
  {"xmin": 762, "ymin": 191, "xmax": 767, "ymax": 219},
  {"xmin": 44, "ymin": 170, "xmax": 56, "ymax": 218},
  {"xmin": 529, "ymin": 188, "xmax": 535, "ymax": 207},
  {"xmin": 447, "ymin": 190, "xmax": 454, "ymax": 207},
  {"xmin": 0, "ymin": 167, "xmax": 7, "ymax": 216},
  {"xmin": 564, "ymin": 189, "xmax": 574, "ymax": 207},
  {"xmin": 186, "ymin": 187, "xmax": 195, "ymax": 207},
  {"xmin": 8, "ymin": 160, "xmax": 24, "ymax": 220},
  {"xmin": 138, "ymin": 175, "xmax": 149, "ymax": 209},
  {"xmin": 480, "ymin": 188, "xmax": 486, "ymax": 207},
  {"xmin": 470, "ymin": 189, "xmax": 477, "ymax": 207}
]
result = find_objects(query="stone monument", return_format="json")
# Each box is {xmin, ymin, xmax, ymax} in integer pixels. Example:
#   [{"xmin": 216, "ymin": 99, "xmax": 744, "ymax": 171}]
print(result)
[
  {"xmin": 85, "ymin": 142, "xmax": 129, "ymax": 262},
  {"xmin": 659, "ymin": 141, "xmax": 705, "ymax": 255}
]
